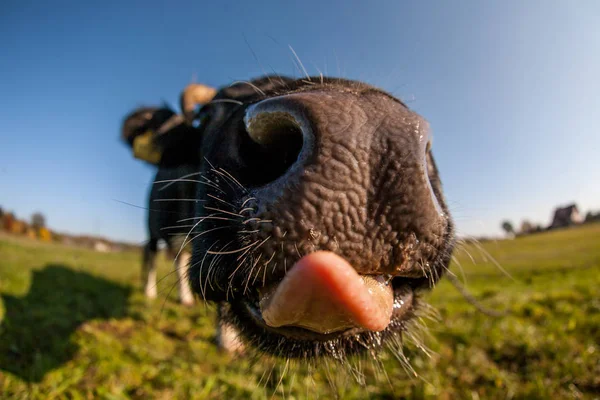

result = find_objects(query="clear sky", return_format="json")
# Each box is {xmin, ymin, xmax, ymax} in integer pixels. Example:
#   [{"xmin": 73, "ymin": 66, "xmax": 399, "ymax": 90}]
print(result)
[{"xmin": 1, "ymin": 1, "xmax": 599, "ymax": 243}]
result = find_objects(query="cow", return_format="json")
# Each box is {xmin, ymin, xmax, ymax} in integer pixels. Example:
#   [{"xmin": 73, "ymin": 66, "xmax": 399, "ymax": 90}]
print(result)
[
  {"xmin": 179, "ymin": 75, "xmax": 455, "ymax": 360},
  {"xmin": 121, "ymin": 84, "xmax": 215, "ymax": 305}
]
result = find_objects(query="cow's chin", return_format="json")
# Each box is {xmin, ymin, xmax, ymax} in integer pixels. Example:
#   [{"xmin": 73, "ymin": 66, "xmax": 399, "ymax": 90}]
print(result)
[
  {"xmin": 222, "ymin": 290, "xmax": 418, "ymax": 359},
  {"xmin": 240, "ymin": 283, "xmax": 416, "ymax": 341},
  {"xmin": 218, "ymin": 258, "xmax": 440, "ymax": 359}
]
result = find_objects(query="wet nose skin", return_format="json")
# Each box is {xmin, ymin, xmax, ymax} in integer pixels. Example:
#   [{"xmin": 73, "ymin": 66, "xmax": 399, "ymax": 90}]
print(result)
[
  {"xmin": 244, "ymin": 91, "xmax": 433, "ymax": 188},
  {"xmin": 240, "ymin": 90, "xmax": 448, "ymax": 276}
]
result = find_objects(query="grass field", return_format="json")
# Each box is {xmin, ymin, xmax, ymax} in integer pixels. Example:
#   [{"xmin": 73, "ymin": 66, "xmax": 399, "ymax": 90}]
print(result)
[{"xmin": 1, "ymin": 224, "xmax": 599, "ymax": 399}]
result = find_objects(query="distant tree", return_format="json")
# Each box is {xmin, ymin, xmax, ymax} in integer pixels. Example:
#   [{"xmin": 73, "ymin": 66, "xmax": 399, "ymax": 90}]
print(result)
[
  {"xmin": 3, "ymin": 212, "xmax": 16, "ymax": 232},
  {"xmin": 585, "ymin": 211, "xmax": 600, "ymax": 223},
  {"xmin": 501, "ymin": 220, "xmax": 515, "ymax": 236},
  {"xmin": 585, "ymin": 212, "xmax": 593, "ymax": 222},
  {"xmin": 31, "ymin": 212, "xmax": 46, "ymax": 230},
  {"xmin": 520, "ymin": 220, "xmax": 534, "ymax": 235},
  {"xmin": 39, "ymin": 227, "xmax": 52, "ymax": 242}
]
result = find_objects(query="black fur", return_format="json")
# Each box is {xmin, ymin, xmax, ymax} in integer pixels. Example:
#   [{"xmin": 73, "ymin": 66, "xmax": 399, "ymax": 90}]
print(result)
[{"xmin": 187, "ymin": 76, "xmax": 455, "ymax": 358}]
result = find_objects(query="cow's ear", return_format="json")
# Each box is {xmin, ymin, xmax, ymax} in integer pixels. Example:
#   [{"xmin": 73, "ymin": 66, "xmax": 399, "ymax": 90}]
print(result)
[
  {"xmin": 121, "ymin": 106, "xmax": 175, "ymax": 148},
  {"xmin": 121, "ymin": 106, "xmax": 177, "ymax": 165},
  {"xmin": 180, "ymin": 84, "xmax": 217, "ymax": 124}
]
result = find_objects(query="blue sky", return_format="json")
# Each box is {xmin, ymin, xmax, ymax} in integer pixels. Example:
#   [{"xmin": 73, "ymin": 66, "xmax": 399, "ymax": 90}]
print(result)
[{"xmin": 1, "ymin": 1, "xmax": 599, "ymax": 243}]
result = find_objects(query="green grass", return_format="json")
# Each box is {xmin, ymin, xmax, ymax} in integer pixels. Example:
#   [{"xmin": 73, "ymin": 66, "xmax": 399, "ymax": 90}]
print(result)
[{"xmin": 0, "ymin": 224, "xmax": 599, "ymax": 399}]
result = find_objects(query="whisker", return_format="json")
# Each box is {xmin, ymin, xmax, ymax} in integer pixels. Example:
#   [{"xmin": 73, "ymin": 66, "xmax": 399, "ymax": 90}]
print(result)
[
  {"xmin": 249, "ymin": 253, "xmax": 264, "ymax": 286},
  {"xmin": 154, "ymin": 178, "xmax": 203, "ymax": 185},
  {"xmin": 227, "ymin": 244, "xmax": 258, "ymax": 290},
  {"xmin": 455, "ymin": 239, "xmax": 477, "ymax": 265},
  {"xmin": 206, "ymin": 242, "xmax": 232, "ymax": 293},
  {"xmin": 153, "ymin": 198, "xmax": 205, "ymax": 203},
  {"xmin": 177, "ymin": 215, "xmax": 235, "ymax": 222},
  {"xmin": 471, "ymin": 239, "xmax": 516, "ymax": 281},
  {"xmin": 445, "ymin": 273, "xmax": 510, "ymax": 317},
  {"xmin": 154, "ymin": 171, "xmax": 203, "ymax": 190},
  {"xmin": 217, "ymin": 167, "xmax": 247, "ymax": 192},
  {"xmin": 309, "ymin": 61, "xmax": 325, "ymax": 85},
  {"xmin": 289, "ymin": 45, "xmax": 310, "ymax": 81},
  {"xmin": 112, "ymin": 199, "xmax": 185, "ymax": 215},
  {"xmin": 271, "ymin": 358, "xmax": 290, "ymax": 399},
  {"xmin": 208, "ymin": 242, "xmax": 257, "ymax": 255},
  {"xmin": 154, "ymin": 173, "xmax": 226, "ymax": 194},
  {"xmin": 241, "ymin": 254, "xmax": 256, "ymax": 295},
  {"xmin": 160, "ymin": 224, "xmax": 197, "ymax": 230},
  {"xmin": 243, "ymin": 33, "xmax": 274, "ymax": 88},
  {"xmin": 240, "ymin": 197, "xmax": 256, "ymax": 208},
  {"xmin": 243, "ymin": 217, "xmax": 262, "ymax": 224},
  {"xmin": 160, "ymin": 216, "xmax": 236, "ymax": 231},
  {"xmin": 208, "ymin": 98, "xmax": 243, "ymax": 106},
  {"xmin": 294, "ymin": 242, "xmax": 302, "ymax": 258},
  {"xmin": 160, "ymin": 277, "xmax": 181, "ymax": 314},
  {"xmin": 192, "ymin": 241, "xmax": 218, "ymax": 300},
  {"xmin": 236, "ymin": 241, "xmax": 257, "ymax": 262},
  {"xmin": 151, "ymin": 268, "xmax": 181, "ymax": 292},
  {"xmin": 198, "ymin": 176, "xmax": 227, "ymax": 194},
  {"xmin": 206, "ymin": 193, "xmax": 237, "ymax": 208},
  {"xmin": 180, "ymin": 226, "xmax": 231, "ymax": 248},
  {"xmin": 230, "ymin": 80, "xmax": 266, "ymax": 96},
  {"xmin": 204, "ymin": 206, "xmax": 243, "ymax": 218},
  {"xmin": 450, "ymin": 254, "xmax": 467, "ymax": 285},
  {"xmin": 172, "ymin": 213, "xmax": 220, "ymax": 266},
  {"xmin": 333, "ymin": 48, "xmax": 341, "ymax": 77}
]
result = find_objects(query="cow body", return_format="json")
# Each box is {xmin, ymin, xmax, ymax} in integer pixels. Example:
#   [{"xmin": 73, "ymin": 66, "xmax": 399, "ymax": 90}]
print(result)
[{"xmin": 122, "ymin": 106, "xmax": 203, "ymax": 305}]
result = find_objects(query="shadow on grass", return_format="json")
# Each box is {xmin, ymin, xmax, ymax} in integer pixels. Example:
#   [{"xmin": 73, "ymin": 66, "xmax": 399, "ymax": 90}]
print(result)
[{"xmin": 0, "ymin": 264, "xmax": 131, "ymax": 382}]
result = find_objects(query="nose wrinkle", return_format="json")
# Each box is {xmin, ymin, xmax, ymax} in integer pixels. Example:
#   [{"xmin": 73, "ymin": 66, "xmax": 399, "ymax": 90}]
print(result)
[{"xmin": 237, "ymin": 90, "xmax": 448, "ymax": 277}]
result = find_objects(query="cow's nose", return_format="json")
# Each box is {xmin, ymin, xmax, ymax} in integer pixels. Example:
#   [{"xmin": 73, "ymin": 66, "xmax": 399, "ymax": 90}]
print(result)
[{"xmin": 242, "ymin": 97, "xmax": 314, "ymax": 186}]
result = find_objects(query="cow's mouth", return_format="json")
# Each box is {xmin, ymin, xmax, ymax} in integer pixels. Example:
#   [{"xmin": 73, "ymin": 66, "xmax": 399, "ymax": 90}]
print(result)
[{"xmin": 237, "ymin": 251, "xmax": 429, "ymax": 342}]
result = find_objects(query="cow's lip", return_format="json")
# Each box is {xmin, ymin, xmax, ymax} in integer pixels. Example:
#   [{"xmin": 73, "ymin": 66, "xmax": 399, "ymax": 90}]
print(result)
[{"xmin": 241, "ymin": 281, "xmax": 416, "ymax": 342}]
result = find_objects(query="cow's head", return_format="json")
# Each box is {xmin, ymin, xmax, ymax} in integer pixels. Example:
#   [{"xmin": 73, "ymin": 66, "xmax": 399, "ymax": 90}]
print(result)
[
  {"xmin": 121, "ymin": 106, "xmax": 176, "ymax": 148},
  {"xmin": 122, "ymin": 85, "xmax": 216, "ymax": 166},
  {"xmin": 187, "ymin": 76, "xmax": 454, "ymax": 359}
]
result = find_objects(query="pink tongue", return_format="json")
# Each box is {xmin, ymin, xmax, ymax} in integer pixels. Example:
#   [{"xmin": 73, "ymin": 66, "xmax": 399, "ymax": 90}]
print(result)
[{"xmin": 258, "ymin": 251, "xmax": 394, "ymax": 334}]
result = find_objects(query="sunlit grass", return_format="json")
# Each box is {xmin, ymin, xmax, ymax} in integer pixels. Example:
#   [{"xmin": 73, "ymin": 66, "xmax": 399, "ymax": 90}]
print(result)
[{"xmin": 1, "ymin": 223, "xmax": 599, "ymax": 399}]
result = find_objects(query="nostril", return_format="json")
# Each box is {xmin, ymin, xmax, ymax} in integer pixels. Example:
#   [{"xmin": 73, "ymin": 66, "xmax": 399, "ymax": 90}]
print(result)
[
  {"xmin": 241, "ymin": 104, "xmax": 309, "ymax": 187},
  {"xmin": 245, "ymin": 111, "xmax": 303, "ymax": 149}
]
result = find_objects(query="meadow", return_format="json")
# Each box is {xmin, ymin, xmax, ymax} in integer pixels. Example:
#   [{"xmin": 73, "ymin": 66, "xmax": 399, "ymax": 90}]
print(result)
[{"xmin": 0, "ymin": 223, "xmax": 599, "ymax": 399}]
